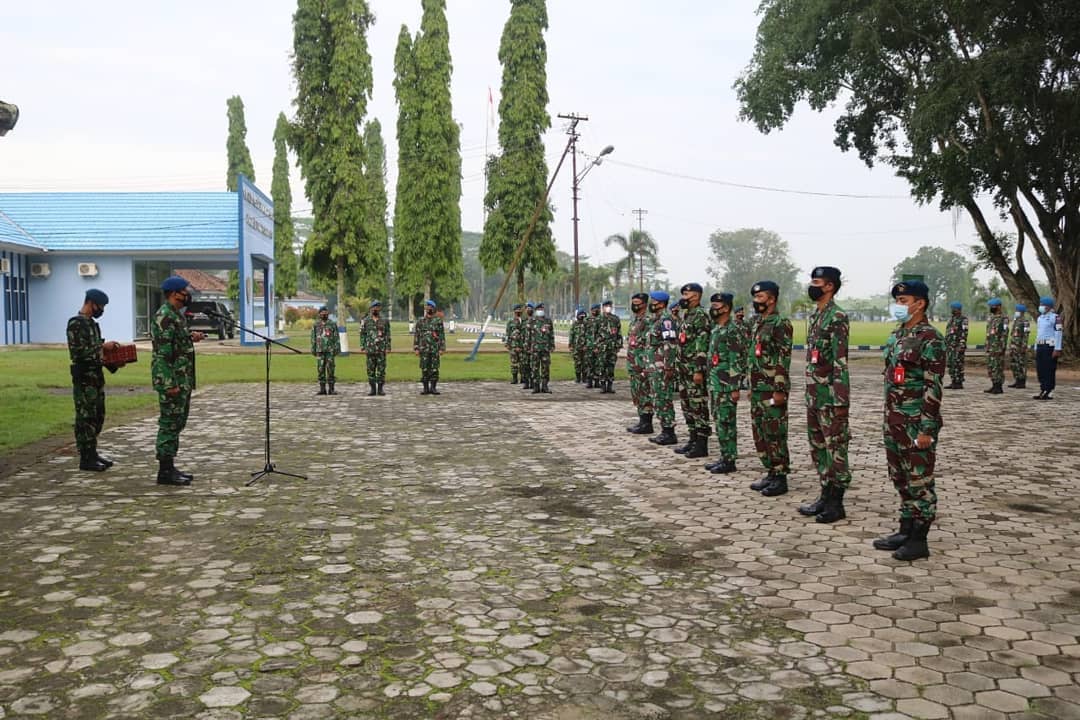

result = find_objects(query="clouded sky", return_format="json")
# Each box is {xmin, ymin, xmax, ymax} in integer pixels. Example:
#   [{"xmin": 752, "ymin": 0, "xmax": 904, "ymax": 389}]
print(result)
[{"xmin": 2, "ymin": 0, "xmax": 1019, "ymax": 297}]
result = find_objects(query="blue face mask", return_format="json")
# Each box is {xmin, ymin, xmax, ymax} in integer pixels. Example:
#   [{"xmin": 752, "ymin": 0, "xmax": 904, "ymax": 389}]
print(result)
[
  {"xmin": 889, "ymin": 303, "xmax": 910, "ymax": 322},
  {"xmin": 1039, "ymin": 305, "xmax": 1049, "ymax": 315}
]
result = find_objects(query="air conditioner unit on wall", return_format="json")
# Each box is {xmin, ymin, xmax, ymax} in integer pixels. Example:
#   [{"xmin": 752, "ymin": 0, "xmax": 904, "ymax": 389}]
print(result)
[
  {"xmin": 77, "ymin": 262, "xmax": 99, "ymax": 277},
  {"xmin": 30, "ymin": 262, "xmax": 50, "ymax": 278},
  {"xmin": 0, "ymin": 258, "xmax": 9, "ymax": 274}
]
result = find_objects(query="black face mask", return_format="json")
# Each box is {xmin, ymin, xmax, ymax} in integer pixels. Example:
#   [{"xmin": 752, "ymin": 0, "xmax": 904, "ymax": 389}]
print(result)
[
  {"xmin": 807, "ymin": 285, "xmax": 825, "ymax": 302},
  {"xmin": 709, "ymin": 308, "xmax": 724, "ymax": 320},
  {"xmin": 677, "ymin": 298, "xmax": 689, "ymax": 309},
  {"xmin": 631, "ymin": 303, "xmax": 644, "ymax": 314},
  {"xmin": 91, "ymin": 306, "xmax": 104, "ymax": 319},
  {"xmin": 426, "ymin": 309, "xmax": 435, "ymax": 315},
  {"xmin": 371, "ymin": 308, "xmax": 380, "ymax": 315},
  {"xmin": 648, "ymin": 303, "xmax": 659, "ymax": 314},
  {"xmin": 752, "ymin": 301, "xmax": 768, "ymax": 314}
]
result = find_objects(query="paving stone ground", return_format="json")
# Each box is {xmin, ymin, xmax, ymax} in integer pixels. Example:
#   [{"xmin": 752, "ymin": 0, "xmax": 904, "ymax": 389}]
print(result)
[{"xmin": 0, "ymin": 361, "xmax": 1077, "ymax": 719}]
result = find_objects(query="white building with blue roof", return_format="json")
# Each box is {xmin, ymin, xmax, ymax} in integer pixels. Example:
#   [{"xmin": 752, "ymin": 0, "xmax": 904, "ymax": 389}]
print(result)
[{"xmin": 0, "ymin": 176, "xmax": 279, "ymax": 346}]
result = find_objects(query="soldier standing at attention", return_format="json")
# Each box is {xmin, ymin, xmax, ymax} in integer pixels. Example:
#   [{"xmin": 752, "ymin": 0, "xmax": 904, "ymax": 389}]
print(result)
[
  {"xmin": 874, "ymin": 281, "xmax": 946, "ymax": 561},
  {"xmin": 311, "ymin": 306, "xmax": 341, "ymax": 396},
  {"xmin": 152, "ymin": 276, "xmax": 205, "ymax": 486},
  {"xmin": 797, "ymin": 267, "xmax": 851, "ymax": 524},
  {"xmin": 944, "ymin": 302, "xmax": 968, "ymax": 389},
  {"xmin": 598, "ymin": 299, "xmax": 623, "ymax": 393},
  {"xmin": 505, "ymin": 304, "xmax": 525, "ymax": 384},
  {"xmin": 985, "ymin": 297, "xmax": 1008, "ymax": 394},
  {"xmin": 585, "ymin": 304, "xmax": 602, "ymax": 388},
  {"xmin": 646, "ymin": 291, "xmax": 680, "ymax": 446},
  {"xmin": 1033, "ymin": 296, "xmax": 1064, "ymax": 400},
  {"xmin": 1007, "ymin": 303, "xmax": 1031, "ymax": 389},
  {"xmin": 568, "ymin": 308, "xmax": 587, "ymax": 383},
  {"xmin": 674, "ymin": 283, "xmax": 712, "ymax": 459},
  {"xmin": 530, "ymin": 302, "xmax": 555, "ymax": 393},
  {"xmin": 625, "ymin": 293, "xmax": 655, "ymax": 434},
  {"xmin": 359, "ymin": 301, "xmax": 391, "ymax": 396},
  {"xmin": 520, "ymin": 303, "xmax": 536, "ymax": 390},
  {"xmin": 704, "ymin": 292, "xmax": 744, "ymax": 475},
  {"xmin": 67, "ymin": 288, "xmax": 126, "ymax": 472},
  {"xmin": 746, "ymin": 281, "xmax": 793, "ymax": 497},
  {"xmin": 414, "ymin": 299, "xmax": 446, "ymax": 395}
]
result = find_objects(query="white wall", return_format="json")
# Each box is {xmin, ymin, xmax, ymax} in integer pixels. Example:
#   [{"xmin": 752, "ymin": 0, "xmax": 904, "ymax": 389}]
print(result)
[{"xmin": 27, "ymin": 255, "xmax": 135, "ymax": 343}]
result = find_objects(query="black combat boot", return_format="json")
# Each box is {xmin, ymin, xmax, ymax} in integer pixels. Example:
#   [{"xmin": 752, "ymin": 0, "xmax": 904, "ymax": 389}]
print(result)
[
  {"xmin": 586, "ymin": 378, "xmax": 594, "ymax": 388},
  {"xmin": 575, "ymin": 372, "xmax": 582, "ymax": 383},
  {"xmin": 421, "ymin": 379, "xmax": 431, "ymax": 395},
  {"xmin": 533, "ymin": 380, "xmax": 543, "ymax": 394},
  {"xmin": 649, "ymin": 427, "xmax": 678, "ymax": 446},
  {"xmin": 760, "ymin": 474, "xmax": 789, "ymax": 497},
  {"xmin": 541, "ymin": 381, "xmax": 551, "ymax": 393},
  {"xmin": 953, "ymin": 382, "xmax": 963, "ymax": 389},
  {"xmin": 601, "ymin": 380, "xmax": 613, "ymax": 394},
  {"xmin": 328, "ymin": 382, "xmax": 337, "ymax": 395},
  {"xmin": 156, "ymin": 456, "xmax": 190, "ymax": 486},
  {"xmin": 377, "ymin": 382, "xmax": 385, "ymax": 396},
  {"xmin": 685, "ymin": 432, "xmax": 709, "ymax": 459},
  {"xmin": 1013, "ymin": 378, "xmax": 1026, "ymax": 389},
  {"xmin": 368, "ymin": 381, "xmax": 377, "ymax": 396},
  {"xmin": 79, "ymin": 451, "xmax": 108, "ymax": 472},
  {"xmin": 95, "ymin": 452, "xmax": 115, "ymax": 469},
  {"xmin": 317, "ymin": 383, "xmax": 327, "ymax": 395},
  {"xmin": 523, "ymin": 378, "xmax": 533, "ymax": 389},
  {"xmin": 627, "ymin": 416, "xmax": 644, "ymax": 433},
  {"xmin": 174, "ymin": 462, "xmax": 194, "ymax": 482},
  {"xmin": 815, "ymin": 486, "xmax": 846, "ymax": 524},
  {"xmin": 750, "ymin": 474, "xmax": 772, "ymax": 491},
  {"xmin": 710, "ymin": 459, "xmax": 736, "ymax": 474},
  {"xmin": 872, "ymin": 517, "xmax": 914, "ymax": 551},
  {"xmin": 633, "ymin": 414, "xmax": 654, "ymax": 435},
  {"xmin": 512, "ymin": 372, "xmax": 518, "ymax": 384},
  {"xmin": 984, "ymin": 382, "xmax": 1003, "ymax": 394},
  {"xmin": 430, "ymin": 381, "xmax": 440, "ymax": 395},
  {"xmin": 674, "ymin": 431, "xmax": 695, "ymax": 454},
  {"xmin": 798, "ymin": 487, "xmax": 827, "ymax": 516},
  {"xmin": 892, "ymin": 520, "xmax": 931, "ymax": 561}
]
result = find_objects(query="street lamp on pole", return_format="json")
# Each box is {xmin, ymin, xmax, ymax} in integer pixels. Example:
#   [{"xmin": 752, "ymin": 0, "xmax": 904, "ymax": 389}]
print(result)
[{"xmin": 571, "ymin": 142, "xmax": 614, "ymax": 310}]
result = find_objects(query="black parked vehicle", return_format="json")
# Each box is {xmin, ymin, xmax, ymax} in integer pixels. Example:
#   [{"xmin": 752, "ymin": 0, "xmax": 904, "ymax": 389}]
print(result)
[{"xmin": 185, "ymin": 301, "xmax": 235, "ymax": 340}]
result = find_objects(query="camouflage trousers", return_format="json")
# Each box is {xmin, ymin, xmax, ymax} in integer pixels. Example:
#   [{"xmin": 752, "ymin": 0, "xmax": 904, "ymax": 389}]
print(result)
[
  {"xmin": 883, "ymin": 428, "xmax": 937, "ymax": 522},
  {"xmin": 316, "ymin": 353, "xmax": 336, "ymax": 383},
  {"xmin": 572, "ymin": 349, "xmax": 586, "ymax": 379},
  {"xmin": 709, "ymin": 389, "xmax": 738, "ymax": 461},
  {"xmin": 156, "ymin": 389, "xmax": 191, "ymax": 458},
  {"xmin": 946, "ymin": 345, "xmax": 965, "ymax": 385},
  {"xmin": 806, "ymin": 405, "xmax": 851, "ymax": 490},
  {"xmin": 72, "ymin": 377, "xmax": 105, "ymax": 454},
  {"xmin": 599, "ymin": 349, "xmax": 618, "ymax": 383},
  {"xmin": 750, "ymin": 391, "xmax": 790, "ymax": 474},
  {"xmin": 628, "ymin": 359, "xmax": 653, "ymax": 414},
  {"xmin": 530, "ymin": 351, "xmax": 551, "ymax": 384},
  {"xmin": 987, "ymin": 351, "xmax": 1005, "ymax": 384},
  {"xmin": 419, "ymin": 351, "xmax": 441, "ymax": 382},
  {"xmin": 365, "ymin": 351, "xmax": 387, "ymax": 383},
  {"xmin": 648, "ymin": 367, "xmax": 677, "ymax": 428},
  {"xmin": 678, "ymin": 376, "xmax": 711, "ymax": 434},
  {"xmin": 1010, "ymin": 347, "xmax": 1028, "ymax": 382},
  {"xmin": 508, "ymin": 348, "xmax": 522, "ymax": 377}
]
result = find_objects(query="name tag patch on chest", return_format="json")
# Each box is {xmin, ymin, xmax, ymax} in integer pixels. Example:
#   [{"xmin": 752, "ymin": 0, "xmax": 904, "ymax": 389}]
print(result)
[
  {"xmin": 810, "ymin": 349, "xmax": 820, "ymax": 364},
  {"xmin": 755, "ymin": 342, "xmax": 762, "ymax": 358},
  {"xmin": 892, "ymin": 366, "xmax": 905, "ymax": 384}
]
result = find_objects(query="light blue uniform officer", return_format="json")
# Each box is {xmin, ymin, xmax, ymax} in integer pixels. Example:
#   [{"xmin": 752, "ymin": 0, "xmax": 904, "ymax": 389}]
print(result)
[{"xmin": 1033, "ymin": 296, "xmax": 1063, "ymax": 400}]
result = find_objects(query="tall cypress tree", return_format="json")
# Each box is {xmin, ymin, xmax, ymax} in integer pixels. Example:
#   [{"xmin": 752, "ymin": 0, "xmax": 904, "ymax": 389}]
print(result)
[
  {"xmin": 481, "ymin": 0, "xmax": 555, "ymax": 302},
  {"xmin": 360, "ymin": 119, "xmax": 389, "ymax": 300},
  {"xmin": 271, "ymin": 112, "xmax": 299, "ymax": 300},
  {"xmin": 291, "ymin": 0, "xmax": 374, "ymax": 320},
  {"xmin": 226, "ymin": 96, "xmax": 256, "ymax": 191},
  {"xmin": 392, "ymin": 25, "xmax": 422, "ymax": 318}
]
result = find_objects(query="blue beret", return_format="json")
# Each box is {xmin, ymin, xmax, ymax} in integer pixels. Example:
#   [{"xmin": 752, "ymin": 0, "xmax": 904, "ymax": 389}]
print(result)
[
  {"xmin": 680, "ymin": 282, "xmax": 703, "ymax": 294},
  {"xmin": 425, "ymin": 299, "xmax": 436, "ymax": 307},
  {"xmin": 751, "ymin": 280, "xmax": 780, "ymax": 296},
  {"xmin": 85, "ymin": 289, "xmax": 109, "ymax": 306},
  {"xmin": 1015, "ymin": 303, "xmax": 1027, "ymax": 312},
  {"xmin": 811, "ymin": 266, "xmax": 842, "ymax": 283},
  {"xmin": 949, "ymin": 302, "xmax": 962, "ymax": 310},
  {"xmin": 370, "ymin": 300, "xmax": 381, "ymax": 308},
  {"xmin": 525, "ymin": 302, "xmax": 535, "ymax": 308},
  {"xmin": 891, "ymin": 281, "xmax": 929, "ymax": 300},
  {"xmin": 590, "ymin": 303, "xmax": 601, "ymax": 310},
  {"xmin": 602, "ymin": 299, "xmax": 613, "ymax": 306},
  {"xmin": 160, "ymin": 275, "xmax": 190, "ymax": 293},
  {"xmin": 648, "ymin": 291, "xmax": 670, "ymax": 304},
  {"xmin": 987, "ymin": 297, "xmax": 1002, "ymax": 307},
  {"xmin": 1040, "ymin": 296, "xmax": 1054, "ymax": 307}
]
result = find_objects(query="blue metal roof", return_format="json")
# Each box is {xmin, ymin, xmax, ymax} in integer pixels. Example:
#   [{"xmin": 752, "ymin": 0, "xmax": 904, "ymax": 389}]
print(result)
[
  {"xmin": 0, "ymin": 210, "xmax": 44, "ymax": 249},
  {"xmin": 0, "ymin": 192, "xmax": 239, "ymax": 252}
]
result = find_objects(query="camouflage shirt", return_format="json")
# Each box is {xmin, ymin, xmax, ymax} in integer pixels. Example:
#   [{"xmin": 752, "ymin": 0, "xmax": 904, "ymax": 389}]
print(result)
[
  {"xmin": 945, "ymin": 313, "xmax": 968, "ymax": 349},
  {"xmin": 626, "ymin": 312, "xmax": 652, "ymax": 371},
  {"xmin": 532, "ymin": 316, "xmax": 555, "ymax": 353},
  {"xmin": 359, "ymin": 315, "xmax": 391, "ymax": 353},
  {"xmin": 676, "ymin": 305, "xmax": 711, "ymax": 374},
  {"xmin": 748, "ymin": 312, "xmax": 793, "ymax": 393},
  {"xmin": 568, "ymin": 317, "xmax": 587, "ymax": 353},
  {"xmin": 413, "ymin": 315, "xmax": 446, "ymax": 354},
  {"xmin": 985, "ymin": 314, "xmax": 1008, "ymax": 354},
  {"xmin": 67, "ymin": 314, "xmax": 105, "ymax": 387},
  {"xmin": 505, "ymin": 316, "xmax": 525, "ymax": 351},
  {"xmin": 805, "ymin": 300, "xmax": 850, "ymax": 408},
  {"xmin": 1009, "ymin": 313, "xmax": 1031, "ymax": 352},
  {"xmin": 598, "ymin": 312, "xmax": 623, "ymax": 351},
  {"xmin": 648, "ymin": 309, "xmax": 679, "ymax": 372},
  {"xmin": 151, "ymin": 302, "xmax": 196, "ymax": 392},
  {"xmin": 883, "ymin": 320, "xmax": 946, "ymax": 436},
  {"xmin": 311, "ymin": 319, "xmax": 341, "ymax": 355},
  {"xmin": 707, "ymin": 319, "xmax": 746, "ymax": 393}
]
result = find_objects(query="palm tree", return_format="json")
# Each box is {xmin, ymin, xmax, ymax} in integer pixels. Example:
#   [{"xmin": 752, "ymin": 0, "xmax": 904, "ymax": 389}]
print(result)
[{"xmin": 604, "ymin": 229, "xmax": 659, "ymax": 293}]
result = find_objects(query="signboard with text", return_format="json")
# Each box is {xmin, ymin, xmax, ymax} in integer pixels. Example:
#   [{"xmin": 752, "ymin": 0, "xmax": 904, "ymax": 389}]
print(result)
[{"xmin": 237, "ymin": 174, "xmax": 279, "ymax": 344}]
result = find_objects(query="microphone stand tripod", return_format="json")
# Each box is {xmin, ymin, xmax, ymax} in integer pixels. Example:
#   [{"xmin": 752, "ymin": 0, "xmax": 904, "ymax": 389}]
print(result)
[{"xmin": 207, "ymin": 310, "xmax": 307, "ymax": 486}]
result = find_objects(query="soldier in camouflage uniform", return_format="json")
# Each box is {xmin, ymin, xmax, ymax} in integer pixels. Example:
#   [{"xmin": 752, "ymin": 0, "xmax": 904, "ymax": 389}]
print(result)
[
  {"xmin": 797, "ymin": 267, "xmax": 851, "ymax": 524},
  {"xmin": 646, "ymin": 291, "xmax": 680, "ymax": 446},
  {"xmin": 568, "ymin": 308, "xmax": 587, "ymax": 383},
  {"xmin": 874, "ymin": 280, "xmax": 946, "ymax": 561},
  {"xmin": 152, "ymin": 276, "xmax": 205, "ymax": 486},
  {"xmin": 529, "ymin": 302, "xmax": 555, "ymax": 393},
  {"xmin": 520, "ymin": 303, "xmax": 536, "ymax": 389},
  {"xmin": 359, "ymin": 301, "xmax": 391, "ymax": 396},
  {"xmin": 414, "ymin": 299, "xmax": 446, "ymax": 395},
  {"xmin": 746, "ymin": 281, "xmax": 793, "ymax": 497},
  {"xmin": 504, "ymin": 304, "xmax": 525, "ymax": 384},
  {"xmin": 944, "ymin": 302, "xmax": 968, "ymax": 389},
  {"xmin": 1008, "ymin": 303, "xmax": 1031, "ymax": 389},
  {"xmin": 734, "ymin": 306, "xmax": 753, "ymax": 391},
  {"xmin": 311, "ymin": 306, "xmax": 341, "ymax": 395},
  {"xmin": 704, "ymin": 292, "xmax": 744, "ymax": 474},
  {"xmin": 585, "ymin": 304, "xmax": 602, "ymax": 388},
  {"xmin": 597, "ymin": 299, "xmax": 623, "ymax": 393},
  {"xmin": 625, "ymin": 293, "xmax": 655, "ymax": 434},
  {"xmin": 984, "ymin": 297, "xmax": 1008, "ymax": 394},
  {"xmin": 67, "ymin": 288, "xmax": 126, "ymax": 472},
  {"xmin": 673, "ymin": 283, "xmax": 712, "ymax": 459}
]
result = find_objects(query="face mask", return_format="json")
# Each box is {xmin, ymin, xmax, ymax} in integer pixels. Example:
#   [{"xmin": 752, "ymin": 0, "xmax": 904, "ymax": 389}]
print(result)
[
  {"xmin": 990, "ymin": 306, "xmax": 1000, "ymax": 314},
  {"xmin": 648, "ymin": 303, "xmax": 659, "ymax": 313},
  {"xmin": 677, "ymin": 298, "xmax": 690, "ymax": 309},
  {"xmin": 889, "ymin": 303, "xmax": 910, "ymax": 322},
  {"xmin": 372, "ymin": 308, "xmax": 380, "ymax": 315},
  {"xmin": 1039, "ymin": 306, "xmax": 1049, "ymax": 315},
  {"xmin": 631, "ymin": 303, "xmax": 643, "ymax": 314},
  {"xmin": 426, "ymin": 309, "xmax": 434, "ymax": 315},
  {"xmin": 807, "ymin": 285, "xmax": 825, "ymax": 302},
  {"xmin": 709, "ymin": 308, "xmax": 724, "ymax": 320},
  {"xmin": 536, "ymin": 309, "xmax": 545, "ymax": 317},
  {"xmin": 602, "ymin": 306, "xmax": 611, "ymax": 314},
  {"xmin": 752, "ymin": 301, "xmax": 768, "ymax": 314},
  {"xmin": 1014, "ymin": 311, "xmax": 1021, "ymax": 318},
  {"xmin": 320, "ymin": 314, "xmax": 329, "ymax": 321},
  {"xmin": 91, "ymin": 306, "xmax": 104, "ymax": 319}
]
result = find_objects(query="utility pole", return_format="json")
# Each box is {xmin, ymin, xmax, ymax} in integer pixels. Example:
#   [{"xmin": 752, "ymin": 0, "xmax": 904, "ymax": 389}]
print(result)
[
  {"xmin": 558, "ymin": 113, "xmax": 588, "ymax": 310},
  {"xmin": 632, "ymin": 208, "xmax": 648, "ymax": 290}
]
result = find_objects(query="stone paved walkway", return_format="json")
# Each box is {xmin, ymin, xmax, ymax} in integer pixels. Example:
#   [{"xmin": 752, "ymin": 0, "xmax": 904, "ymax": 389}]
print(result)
[{"xmin": 0, "ymin": 363, "xmax": 1077, "ymax": 719}]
